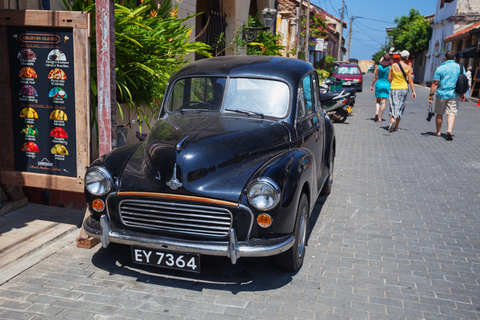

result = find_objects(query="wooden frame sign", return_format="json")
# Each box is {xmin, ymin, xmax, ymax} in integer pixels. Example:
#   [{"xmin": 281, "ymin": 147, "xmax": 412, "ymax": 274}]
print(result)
[{"xmin": 0, "ymin": 10, "xmax": 90, "ymax": 193}]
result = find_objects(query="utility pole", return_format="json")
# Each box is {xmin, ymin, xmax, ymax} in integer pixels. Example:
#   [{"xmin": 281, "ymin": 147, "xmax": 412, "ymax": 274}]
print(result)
[
  {"xmin": 346, "ymin": 15, "xmax": 353, "ymax": 60},
  {"xmin": 336, "ymin": 0, "xmax": 345, "ymax": 61},
  {"xmin": 304, "ymin": 0, "xmax": 311, "ymax": 62},
  {"xmin": 296, "ymin": 0, "xmax": 302, "ymax": 59}
]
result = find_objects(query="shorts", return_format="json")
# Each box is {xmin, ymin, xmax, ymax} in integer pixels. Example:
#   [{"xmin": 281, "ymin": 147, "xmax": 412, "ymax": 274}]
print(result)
[{"xmin": 434, "ymin": 97, "xmax": 458, "ymax": 116}]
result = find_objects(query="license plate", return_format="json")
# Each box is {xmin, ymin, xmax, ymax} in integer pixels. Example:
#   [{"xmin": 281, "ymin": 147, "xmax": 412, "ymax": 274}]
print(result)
[
  {"xmin": 131, "ymin": 246, "xmax": 200, "ymax": 273},
  {"xmin": 343, "ymin": 81, "xmax": 352, "ymax": 86}
]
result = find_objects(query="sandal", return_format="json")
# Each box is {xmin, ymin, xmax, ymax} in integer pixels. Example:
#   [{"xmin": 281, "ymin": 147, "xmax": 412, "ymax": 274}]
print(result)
[
  {"xmin": 388, "ymin": 120, "xmax": 396, "ymax": 133},
  {"xmin": 374, "ymin": 115, "xmax": 378, "ymax": 122},
  {"xmin": 446, "ymin": 132, "xmax": 453, "ymax": 140}
]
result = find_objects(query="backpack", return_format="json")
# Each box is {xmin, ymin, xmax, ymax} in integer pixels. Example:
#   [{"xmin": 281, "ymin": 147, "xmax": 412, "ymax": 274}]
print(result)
[{"xmin": 455, "ymin": 63, "xmax": 468, "ymax": 94}]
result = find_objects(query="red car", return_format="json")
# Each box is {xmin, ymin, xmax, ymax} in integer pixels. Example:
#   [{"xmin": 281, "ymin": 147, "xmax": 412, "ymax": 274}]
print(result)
[{"xmin": 332, "ymin": 64, "xmax": 363, "ymax": 92}]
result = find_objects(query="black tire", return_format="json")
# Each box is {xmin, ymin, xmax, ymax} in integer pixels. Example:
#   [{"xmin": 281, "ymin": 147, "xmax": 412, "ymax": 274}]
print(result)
[
  {"xmin": 320, "ymin": 146, "xmax": 334, "ymax": 195},
  {"xmin": 333, "ymin": 108, "xmax": 347, "ymax": 123},
  {"xmin": 275, "ymin": 193, "xmax": 309, "ymax": 271}
]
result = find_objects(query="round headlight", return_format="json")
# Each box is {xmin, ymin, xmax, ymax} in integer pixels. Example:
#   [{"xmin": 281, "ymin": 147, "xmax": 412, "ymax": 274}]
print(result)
[
  {"xmin": 247, "ymin": 177, "xmax": 281, "ymax": 211},
  {"xmin": 85, "ymin": 167, "xmax": 112, "ymax": 196}
]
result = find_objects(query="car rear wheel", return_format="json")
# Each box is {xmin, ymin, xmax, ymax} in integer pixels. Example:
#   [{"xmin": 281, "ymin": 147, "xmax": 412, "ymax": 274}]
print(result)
[
  {"xmin": 320, "ymin": 146, "xmax": 334, "ymax": 195},
  {"xmin": 275, "ymin": 193, "xmax": 309, "ymax": 271}
]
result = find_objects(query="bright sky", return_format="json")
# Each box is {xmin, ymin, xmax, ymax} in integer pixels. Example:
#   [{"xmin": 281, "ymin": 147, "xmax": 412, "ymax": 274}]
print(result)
[{"xmin": 311, "ymin": 0, "xmax": 437, "ymax": 60}]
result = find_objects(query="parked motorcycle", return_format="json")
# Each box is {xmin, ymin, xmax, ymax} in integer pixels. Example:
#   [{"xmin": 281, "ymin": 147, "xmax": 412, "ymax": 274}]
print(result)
[{"xmin": 319, "ymin": 78, "xmax": 356, "ymax": 123}]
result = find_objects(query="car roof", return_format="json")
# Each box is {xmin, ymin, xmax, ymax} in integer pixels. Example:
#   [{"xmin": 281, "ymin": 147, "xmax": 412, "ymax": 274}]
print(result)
[
  {"xmin": 336, "ymin": 64, "xmax": 360, "ymax": 67},
  {"xmin": 170, "ymin": 56, "xmax": 314, "ymax": 85}
]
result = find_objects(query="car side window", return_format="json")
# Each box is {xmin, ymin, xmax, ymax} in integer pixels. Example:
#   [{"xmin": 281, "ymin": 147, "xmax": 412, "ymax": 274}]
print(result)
[
  {"xmin": 311, "ymin": 72, "xmax": 320, "ymax": 111},
  {"xmin": 297, "ymin": 75, "xmax": 313, "ymax": 119}
]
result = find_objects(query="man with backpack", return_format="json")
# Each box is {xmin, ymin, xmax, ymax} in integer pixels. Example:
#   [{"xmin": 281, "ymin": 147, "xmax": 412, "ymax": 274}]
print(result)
[{"xmin": 428, "ymin": 51, "xmax": 466, "ymax": 141}]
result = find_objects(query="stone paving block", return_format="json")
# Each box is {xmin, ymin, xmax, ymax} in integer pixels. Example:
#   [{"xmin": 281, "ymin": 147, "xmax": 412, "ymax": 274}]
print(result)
[
  {"xmin": 43, "ymin": 279, "xmax": 76, "ymax": 290},
  {"xmin": 0, "ymin": 290, "xmax": 29, "ymax": 301},
  {"xmin": 48, "ymin": 288, "xmax": 83, "ymax": 300},
  {"xmin": 40, "ymin": 272, "xmax": 72, "ymax": 281},
  {"xmin": 114, "ymin": 307, "xmax": 152, "ymax": 320},
  {"xmin": 0, "ymin": 300, "xmax": 32, "ymax": 311},
  {"xmin": 53, "ymin": 298, "xmax": 90, "ymax": 310},
  {"xmin": 0, "ymin": 310, "xmax": 37, "ymax": 320},
  {"xmin": 54, "ymin": 307, "xmax": 95, "ymax": 320},
  {"xmin": 26, "ymin": 303, "xmax": 63, "ymax": 315},
  {"xmin": 169, "ymin": 307, "xmax": 206, "ymax": 319},
  {"xmin": 76, "ymin": 292, "xmax": 112, "ymax": 304},
  {"xmin": 84, "ymin": 302, "xmax": 120, "ymax": 315},
  {"xmin": 25, "ymin": 294, "xmax": 58, "ymax": 305},
  {"xmin": 203, "ymin": 313, "xmax": 240, "ymax": 320}
]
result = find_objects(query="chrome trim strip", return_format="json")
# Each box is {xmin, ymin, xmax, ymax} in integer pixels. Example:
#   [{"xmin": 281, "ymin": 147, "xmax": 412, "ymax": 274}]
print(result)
[
  {"xmin": 238, "ymin": 204, "xmax": 254, "ymax": 240},
  {"xmin": 100, "ymin": 215, "xmax": 111, "ymax": 248},
  {"xmin": 94, "ymin": 215, "xmax": 294, "ymax": 264}
]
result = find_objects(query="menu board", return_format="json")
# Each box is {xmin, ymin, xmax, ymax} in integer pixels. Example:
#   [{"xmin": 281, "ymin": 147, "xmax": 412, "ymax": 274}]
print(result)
[{"xmin": 6, "ymin": 26, "xmax": 77, "ymax": 178}]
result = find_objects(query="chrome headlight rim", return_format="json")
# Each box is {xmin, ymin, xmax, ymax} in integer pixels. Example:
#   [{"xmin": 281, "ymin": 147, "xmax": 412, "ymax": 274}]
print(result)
[
  {"xmin": 85, "ymin": 166, "xmax": 113, "ymax": 196},
  {"xmin": 246, "ymin": 177, "xmax": 281, "ymax": 212}
]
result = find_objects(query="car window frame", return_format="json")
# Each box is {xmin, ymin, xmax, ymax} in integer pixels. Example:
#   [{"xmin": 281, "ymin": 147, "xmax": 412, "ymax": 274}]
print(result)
[
  {"xmin": 164, "ymin": 75, "xmax": 292, "ymax": 120},
  {"xmin": 296, "ymin": 72, "xmax": 321, "ymax": 122}
]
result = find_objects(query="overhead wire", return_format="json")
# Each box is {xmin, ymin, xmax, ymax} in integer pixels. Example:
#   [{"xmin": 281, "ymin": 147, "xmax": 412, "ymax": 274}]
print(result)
[
  {"xmin": 352, "ymin": 20, "xmax": 385, "ymax": 46},
  {"xmin": 354, "ymin": 19, "xmax": 388, "ymax": 32}
]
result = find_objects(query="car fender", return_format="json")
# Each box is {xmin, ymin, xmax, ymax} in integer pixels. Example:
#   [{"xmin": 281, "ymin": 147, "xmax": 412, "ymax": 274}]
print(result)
[
  {"xmin": 241, "ymin": 148, "xmax": 316, "ymax": 236},
  {"xmin": 85, "ymin": 142, "xmax": 143, "ymax": 215}
]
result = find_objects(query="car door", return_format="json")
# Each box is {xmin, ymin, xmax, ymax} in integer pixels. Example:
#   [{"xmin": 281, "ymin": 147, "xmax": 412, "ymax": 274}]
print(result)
[{"xmin": 296, "ymin": 72, "xmax": 325, "ymax": 194}]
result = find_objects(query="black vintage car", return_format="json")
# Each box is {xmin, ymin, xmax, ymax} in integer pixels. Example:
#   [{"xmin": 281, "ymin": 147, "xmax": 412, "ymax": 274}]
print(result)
[{"xmin": 83, "ymin": 56, "xmax": 335, "ymax": 272}]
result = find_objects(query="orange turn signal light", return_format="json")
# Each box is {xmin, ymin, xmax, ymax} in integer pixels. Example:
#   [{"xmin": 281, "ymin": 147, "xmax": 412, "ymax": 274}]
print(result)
[
  {"xmin": 257, "ymin": 213, "xmax": 272, "ymax": 228},
  {"xmin": 92, "ymin": 199, "xmax": 105, "ymax": 212}
]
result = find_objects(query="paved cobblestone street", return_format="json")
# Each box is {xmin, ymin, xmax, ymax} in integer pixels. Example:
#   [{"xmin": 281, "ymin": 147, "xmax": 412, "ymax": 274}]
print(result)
[{"xmin": 0, "ymin": 73, "xmax": 479, "ymax": 319}]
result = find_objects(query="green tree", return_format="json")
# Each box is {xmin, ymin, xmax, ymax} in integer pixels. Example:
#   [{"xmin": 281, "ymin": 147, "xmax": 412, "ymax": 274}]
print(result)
[
  {"xmin": 64, "ymin": 0, "xmax": 211, "ymax": 130},
  {"xmin": 221, "ymin": 16, "xmax": 284, "ymax": 56},
  {"xmin": 389, "ymin": 9, "xmax": 432, "ymax": 54},
  {"xmin": 372, "ymin": 45, "xmax": 390, "ymax": 64},
  {"xmin": 314, "ymin": 55, "xmax": 334, "ymax": 80}
]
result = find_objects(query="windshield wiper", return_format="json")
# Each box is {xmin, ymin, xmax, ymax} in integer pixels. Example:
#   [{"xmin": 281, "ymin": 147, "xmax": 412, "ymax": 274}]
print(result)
[
  {"xmin": 179, "ymin": 109, "xmax": 210, "ymax": 114},
  {"xmin": 225, "ymin": 108, "xmax": 264, "ymax": 119}
]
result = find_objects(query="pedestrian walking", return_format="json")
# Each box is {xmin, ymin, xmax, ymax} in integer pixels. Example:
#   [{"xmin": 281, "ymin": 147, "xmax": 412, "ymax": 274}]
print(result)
[
  {"xmin": 387, "ymin": 50, "xmax": 416, "ymax": 132},
  {"xmin": 370, "ymin": 54, "xmax": 393, "ymax": 122},
  {"xmin": 428, "ymin": 51, "xmax": 466, "ymax": 141},
  {"xmin": 465, "ymin": 66, "xmax": 472, "ymax": 100}
]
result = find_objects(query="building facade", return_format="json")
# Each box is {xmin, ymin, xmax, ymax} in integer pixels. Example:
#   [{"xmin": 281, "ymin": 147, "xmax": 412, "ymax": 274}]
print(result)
[
  {"xmin": 276, "ymin": 0, "xmax": 345, "ymax": 65},
  {"xmin": 424, "ymin": 0, "xmax": 480, "ymax": 82}
]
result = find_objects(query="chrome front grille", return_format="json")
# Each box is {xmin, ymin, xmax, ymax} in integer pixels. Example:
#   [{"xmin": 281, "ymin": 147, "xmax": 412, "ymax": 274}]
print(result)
[{"xmin": 119, "ymin": 199, "xmax": 233, "ymax": 238}]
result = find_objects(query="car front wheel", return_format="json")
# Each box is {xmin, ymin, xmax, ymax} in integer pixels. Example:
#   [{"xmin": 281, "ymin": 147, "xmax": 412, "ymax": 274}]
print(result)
[{"xmin": 275, "ymin": 193, "xmax": 309, "ymax": 271}]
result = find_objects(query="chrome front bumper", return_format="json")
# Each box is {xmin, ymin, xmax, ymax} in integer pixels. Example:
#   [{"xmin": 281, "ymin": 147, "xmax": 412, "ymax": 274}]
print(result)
[{"xmin": 84, "ymin": 214, "xmax": 295, "ymax": 265}]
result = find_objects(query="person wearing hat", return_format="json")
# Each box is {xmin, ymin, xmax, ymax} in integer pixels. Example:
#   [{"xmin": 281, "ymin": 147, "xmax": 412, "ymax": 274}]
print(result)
[
  {"xmin": 370, "ymin": 53, "xmax": 393, "ymax": 122},
  {"xmin": 428, "ymin": 51, "xmax": 466, "ymax": 140},
  {"xmin": 465, "ymin": 65, "xmax": 473, "ymax": 101},
  {"xmin": 387, "ymin": 49, "xmax": 416, "ymax": 132}
]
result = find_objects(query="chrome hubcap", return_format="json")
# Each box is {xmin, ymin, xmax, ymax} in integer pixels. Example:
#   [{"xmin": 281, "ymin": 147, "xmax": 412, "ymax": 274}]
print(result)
[{"xmin": 297, "ymin": 207, "xmax": 307, "ymax": 257}]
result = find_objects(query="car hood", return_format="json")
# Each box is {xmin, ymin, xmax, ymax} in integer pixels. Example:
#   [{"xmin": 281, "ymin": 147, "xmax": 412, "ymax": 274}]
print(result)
[
  {"xmin": 119, "ymin": 114, "xmax": 293, "ymax": 202},
  {"xmin": 334, "ymin": 74, "xmax": 362, "ymax": 80}
]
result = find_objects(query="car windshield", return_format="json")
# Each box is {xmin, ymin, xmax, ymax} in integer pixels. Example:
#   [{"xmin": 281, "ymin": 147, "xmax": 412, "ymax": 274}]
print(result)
[
  {"xmin": 335, "ymin": 66, "xmax": 360, "ymax": 75},
  {"xmin": 166, "ymin": 77, "xmax": 289, "ymax": 118}
]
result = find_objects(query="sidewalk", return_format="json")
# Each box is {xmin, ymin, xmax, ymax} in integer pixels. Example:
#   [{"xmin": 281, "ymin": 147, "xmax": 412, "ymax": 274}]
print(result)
[{"xmin": 0, "ymin": 203, "xmax": 85, "ymax": 284}]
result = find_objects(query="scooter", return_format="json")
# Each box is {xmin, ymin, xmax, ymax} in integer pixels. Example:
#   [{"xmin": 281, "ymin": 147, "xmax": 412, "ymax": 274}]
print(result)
[{"xmin": 319, "ymin": 78, "xmax": 356, "ymax": 123}]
